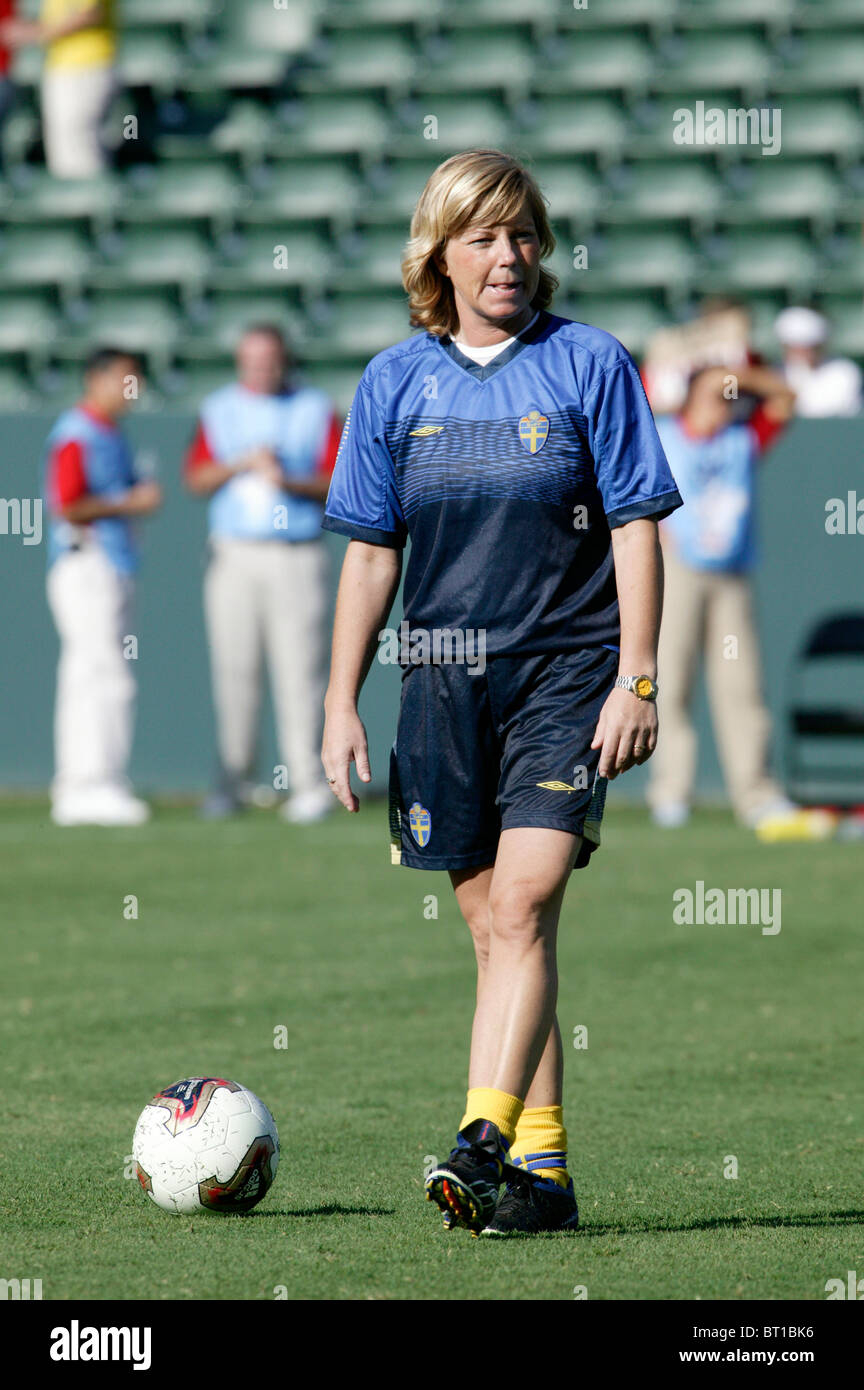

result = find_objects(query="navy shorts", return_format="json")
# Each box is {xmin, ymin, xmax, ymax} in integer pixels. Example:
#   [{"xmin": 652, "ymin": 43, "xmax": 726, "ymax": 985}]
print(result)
[{"xmin": 388, "ymin": 645, "xmax": 619, "ymax": 873}]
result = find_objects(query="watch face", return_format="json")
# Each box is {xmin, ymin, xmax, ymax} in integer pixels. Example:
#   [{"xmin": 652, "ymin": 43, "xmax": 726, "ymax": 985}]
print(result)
[{"xmin": 635, "ymin": 676, "xmax": 655, "ymax": 699}]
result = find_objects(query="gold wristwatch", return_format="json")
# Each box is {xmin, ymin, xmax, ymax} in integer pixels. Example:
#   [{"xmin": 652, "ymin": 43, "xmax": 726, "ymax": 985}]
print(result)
[{"xmin": 615, "ymin": 674, "xmax": 659, "ymax": 701}]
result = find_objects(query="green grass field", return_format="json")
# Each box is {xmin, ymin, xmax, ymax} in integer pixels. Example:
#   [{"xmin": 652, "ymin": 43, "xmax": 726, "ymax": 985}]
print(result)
[{"xmin": 1, "ymin": 796, "xmax": 861, "ymax": 1301}]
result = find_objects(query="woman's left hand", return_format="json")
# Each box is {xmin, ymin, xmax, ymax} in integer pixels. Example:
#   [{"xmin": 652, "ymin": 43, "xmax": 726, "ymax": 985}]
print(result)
[{"xmin": 590, "ymin": 687, "xmax": 657, "ymax": 779}]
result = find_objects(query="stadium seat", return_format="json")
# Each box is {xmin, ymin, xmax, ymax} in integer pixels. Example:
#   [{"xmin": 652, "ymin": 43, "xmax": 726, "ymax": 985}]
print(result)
[
  {"xmin": 209, "ymin": 101, "xmax": 275, "ymax": 161},
  {"xmin": 561, "ymin": 0, "xmax": 678, "ymax": 28},
  {"xmin": 336, "ymin": 225, "xmax": 409, "ymax": 290},
  {"xmin": 89, "ymin": 228, "xmax": 213, "ymax": 293},
  {"xmin": 54, "ymin": 294, "xmax": 182, "ymax": 364},
  {"xmin": 542, "ymin": 34, "xmax": 655, "ymax": 95},
  {"xmin": 390, "ymin": 96, "xmax": 512, "ymax": 156},
  {"xmin": 676, "ymin": 0, "xmax": 796, "ymax": 26},
  {"xmin": 555, "ymin": 296, "xmax": 667, "ymax": 357},
  {"xmin": 519, "ymin": 98, "xmax": 631, "ymax": 160},
  {"xmin": 773, "ymin": 35, "xmax": 864, "ymax": 92},
  {"xmin": 602, "ymin": 161, "xmax": 723, "ymax": 227},
  {"xmin": 526, "ymin": 161, "xmax": 603, "ymax": 224},
  {"xmin": 324, "ymin": 0, "xmax": 445, "ymax": 21},
  {"xmin": 438, "ymin": 0, "xmax": 563, "ymax": 24},
  {"xmin": 180, "ymin": 296, "xmax": 307, "ymax": 361},
  {"xmin": 186, "ymin": 0, "xmax": 317, "ymax": 90},
  {"xmin": 4, "ymin": 173, "xmax": 121, "ymax": 228},
  {"xmin": 760, "ymin": 99, "xmax": 864, "ymax": 160},
  {"xmin": 630, "ymin": 93, "xmax": 773, "ymax": 160},
  {"xmin": 818, "ymin": 297, "xmax": 864, "ymax": 356},
  {"xmin": 651, "ymin": 31, "xmax": 773, "ymax": 94},
  {"xmin": 277, "ymin": 95, "xmax": 391, "ymax": 156},
  {"xmin": 119, "ymin": 0, "xmax": 216, "ymax": 30},
  {"xmin": 296, "ymin": 31, "xmax": 419, "ymax": 94},
  {"xmin": 0, "ymin": 295, "xmax": 59, "ymax": 356},
  {"xmin": 362, "ymin": 157, "xmax": 455, "ymax": 222},
  {"xmin": 239, "ymin": 160, "xmax": 363, "ymax": 229},
  {"xmin": 305, "ymin": 293, "xmax": 413, "ymax": 360},
  {"xmin": 822, "ymin": 241, "xmax": 864, "ymax": 294},
  {"xmin": 414, "ymin": 32, "xmax": 537, "ymax": 97},
  {"xmin": 211, "ymin": 228, "xmax": 334, "ymax": 292},
  {"xmin": 718, "ymin": 162, "xmax": 841, "ymax": 229},
  {"xmin": 701, "ymin": 230, "xmax": 819, "ymax": 293},
  {"xmin": 0, "ymin": 228, "xmax": 92, "ymax": 290},
  {"xmin": 117, "ymin": 32, "xmax": 186, "ymax": 90},
  {"xmin": 565, "ymin": 230, "xmax": 698, "ymax": 294},
  {"xmin": 119, "ymin": 163, "xmax": 246, "ymax": 229}
]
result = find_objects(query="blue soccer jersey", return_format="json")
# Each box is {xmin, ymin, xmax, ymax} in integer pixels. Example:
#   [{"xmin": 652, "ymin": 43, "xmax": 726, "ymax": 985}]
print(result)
[{"xmin": 323, "ymin": 310, "xmax": 682, "ymax": 655}]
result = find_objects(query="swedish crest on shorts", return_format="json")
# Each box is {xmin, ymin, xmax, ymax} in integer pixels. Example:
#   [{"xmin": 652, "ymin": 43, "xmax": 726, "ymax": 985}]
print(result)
[
  {"xmin": 518, "ymin": 409, "xmax": 549, "ymax": 454},
  {"xmin": 408, "ymin": 801, "xmax": 432, "ymax": 847}
]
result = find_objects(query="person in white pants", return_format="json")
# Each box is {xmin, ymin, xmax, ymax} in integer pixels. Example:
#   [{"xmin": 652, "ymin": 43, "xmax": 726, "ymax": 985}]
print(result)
[
  {"xmin": 43, "ymin": 348, "xmax": 162, "ymax": 825},
  {"xmin": 185, "ymin": 324, "xmax": 341, "ymax": 824},
  {"xmin": 0, "ymin": 1, "xmax": 116, "ymax": 179}
]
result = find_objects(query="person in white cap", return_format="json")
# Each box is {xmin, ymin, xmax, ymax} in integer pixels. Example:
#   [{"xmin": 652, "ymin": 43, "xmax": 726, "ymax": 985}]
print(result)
[{"xmin": 774, "ymin": 306, "xmax": 861, "ymax": 418}]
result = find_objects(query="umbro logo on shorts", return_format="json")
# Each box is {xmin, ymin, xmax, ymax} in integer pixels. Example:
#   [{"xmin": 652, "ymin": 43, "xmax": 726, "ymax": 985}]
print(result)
[{"xmin": 536, "ymin": 780, "xmax": 580, "ymax": 793}]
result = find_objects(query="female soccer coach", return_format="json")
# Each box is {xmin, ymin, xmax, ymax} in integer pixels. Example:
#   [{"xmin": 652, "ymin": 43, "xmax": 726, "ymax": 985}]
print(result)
[{"xmin": 321, "ymin": 149, "xmax": 682, "ymax": 1237}]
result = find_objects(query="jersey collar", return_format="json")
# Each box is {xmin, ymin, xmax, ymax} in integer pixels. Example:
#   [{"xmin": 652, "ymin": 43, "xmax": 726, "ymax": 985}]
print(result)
[{"xmin": 433, "ymin": 309, "xmax": 549, "ymax": 382}]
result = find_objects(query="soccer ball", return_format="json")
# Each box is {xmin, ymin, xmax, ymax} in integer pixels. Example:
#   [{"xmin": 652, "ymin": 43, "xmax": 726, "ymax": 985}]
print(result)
[{"xmin": 132, "ymin": 1077, "xmax": 279, "ymax": 1215}]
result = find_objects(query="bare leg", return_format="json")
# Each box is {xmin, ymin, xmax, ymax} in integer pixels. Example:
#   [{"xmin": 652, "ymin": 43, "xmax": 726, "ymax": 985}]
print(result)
[{"xmin": 450, "ymin": 825, "xmax": 577, "ymax": 1104}]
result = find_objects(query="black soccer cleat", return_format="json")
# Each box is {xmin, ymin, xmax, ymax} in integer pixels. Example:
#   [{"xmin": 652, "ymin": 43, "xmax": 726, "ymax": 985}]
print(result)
[
  {"xmin": 479, "ymin": 1166, "xmax": 580, "ymax": 1237},
  {"xmin": 425, "ymin": 1118, "xmax": 509, "ymax": 1235}
]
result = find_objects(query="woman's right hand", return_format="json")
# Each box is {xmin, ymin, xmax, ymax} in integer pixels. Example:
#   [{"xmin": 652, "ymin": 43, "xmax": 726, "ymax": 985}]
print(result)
[{"xmin": 322, "ymin": 705, "xmax": 371, "ymax": 813}]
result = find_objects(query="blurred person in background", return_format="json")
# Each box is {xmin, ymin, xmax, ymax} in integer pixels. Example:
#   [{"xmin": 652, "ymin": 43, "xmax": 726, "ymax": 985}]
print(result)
[
  {"xmin": 647, "ymin": 363, "xmax": 833, "ymax": 841},
  {"xmin": 0, "ymin": 0, "xmax": 17, "ymax": 170},
  {"xmin": 185, "ymin": 324, "xmax": 341, "ymax": 824},
  {"xmin": 0, "ymin": 0, "xmax": 116, "ymax": 178},
  {"xmin": 774, "ymin": 306, "xmax": 862, "ymax": 418},
  {"xmin": 43, "ymin": 348, "xmax": 162, "ymax": 826}
]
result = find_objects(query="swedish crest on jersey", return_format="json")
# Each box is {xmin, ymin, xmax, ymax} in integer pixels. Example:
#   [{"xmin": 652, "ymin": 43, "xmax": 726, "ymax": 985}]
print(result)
[
  {"xmin": 408, "ymin": 801, "xmax": 432, "ymax": 847},
  {"xmin": 518, "ymin": 409, "xmax": 550, "ymax": 454}
]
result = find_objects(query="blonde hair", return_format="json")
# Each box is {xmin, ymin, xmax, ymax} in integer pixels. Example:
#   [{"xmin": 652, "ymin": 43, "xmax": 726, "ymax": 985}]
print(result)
[{"xmin": 402, "ymin": 149, "xmax": 558, "ymax": 338}]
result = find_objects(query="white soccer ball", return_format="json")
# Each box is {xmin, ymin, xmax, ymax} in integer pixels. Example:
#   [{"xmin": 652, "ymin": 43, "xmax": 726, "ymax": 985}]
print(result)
[{"xmin": 132, "ymin": 1077, "xmax": 279, "ymax": 1215}]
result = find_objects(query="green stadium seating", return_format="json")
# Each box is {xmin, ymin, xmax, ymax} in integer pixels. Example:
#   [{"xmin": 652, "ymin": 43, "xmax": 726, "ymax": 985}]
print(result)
[
  {"xmin": 211, "ymin": 228, "xmax": 334, "ymax": 292},
  {"xmin": 119, "ymin": 163, "xmax": 246, "ymax": 229},
  {"xmin": 439, "ymin": 0, "xmax": 563, "ymax": 23},
  {"xmin": 0, "ymin": 295, "xmax": 59, "ymax": 356},
  {"xmin": 677, "ymin": 0, "xmax": 796, "ymax": 25},
  {"xmin": 5, "ymin": 174, "xmax": 121, "ymax": 228},
  {"xmin": 390, "ymin": 96, "xmax": 512, "ymax": 156},
  {"xmin": 117, "ymin": 33, "xmax": 186, "ymax": 90},
  {"xmin": 542, "ymin": 34, "xmax": 654, "ymax": 95},
  {"xmin": 305, "ymin": 292, "xmax": 413, "ymax": 360},
  {"xmin": 324, "ymin": 0, "xmax": 445, "ymax": 20},
  {"xmin": 362, "ymin": 157, "xmax": 453, "ymax": 222},
  {"xmin": 527, "ymin": 161, "xmax": 603, "ymax": 223},
  {"xmin": 180, "ymin": 296, "xmax": 307, "ymax": 361},
  {"xmin": 296, "ymin": 31, "xmax": 419, "ymax": 93},
  {"xmin": 560, "ymin": 0, "xmax": 678, "ymax": 28},
  {"xmin": 520, "ymin": 98, "xmax": 630, "ymax": 159},
  {"xmin": 278, "ymin": 96, "xmax": 391, "ymax": 156},
  {"xmin": 414, "ymin": 33, "xmax": 536, "ymax": 97},
  {"xmin": 0, "ymin": 228, "xmax": 92, "ymax": 290},
  {"xmin": 630, "ymin": 94, "xmax": 773, "ymax": 160},
  {"xmin": 336, "ymin": 226, "xmax": 408, "ymax": 290},
  {"xmin": 555, "ymin": 295, "xmax": 667, "ymax": 356},
  {"xmin": 89, "ymin": 228, "xmax": 213, "ymax": 293},
  {"xmin": 294, "ymin": 362, "xmax": 365, "ymax": 416},
  {"xmin": 602, "ymin": 161, "xmax": 723, "ymax": 227},
  {"xmin": 54, "ymin": 294, "xmax": 182, "ymax": 364},
  {"xmin": 239, "ymin": 160, "xmax": 363, "ymax": 229},
  {"xmin": 773, "ymin": 35, "xmax": 864, "ymax": 92},
  {"xmin": 651, "ymin": 32, "xmax": 773, "ymax": 94},
  {"xmin": 822, "ymin": 242, "xmax": 864, "ymax": 294},
  {"xmin": 186, "ymin": 0, "xmax": 317, "ymax": 90},
  {"xmin": 795, "ymin": 0, "xmax": 864, "ymax": 24},
  {"xmin": 753, "ymin": 99, "xmax": 864, "ymax": 160},
  {"xmin": 568, "ymin": 230, "xmax": 698, "ymax": 294},
  {"xmin": 718, "ymin": 162, "xmax": 841, "ymax": 229},
  {"xmin": 702, "ymin": 230, "xmax": 819, "ymax": 293},
  {"xmin": 119, "ymin": 0, "xmax": 216, "ymax": 29},
  {"xmin": 818, "ymin": 297, "xmax": 864, "ymax": 356}
]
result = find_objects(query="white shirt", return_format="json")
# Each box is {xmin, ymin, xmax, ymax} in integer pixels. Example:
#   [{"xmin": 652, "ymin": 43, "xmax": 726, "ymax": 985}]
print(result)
[
  {"xmin": 452, "ymin": 311, "xmax": 540, "ymax": 365},
  {"xmin": 784, "ymin": 357, "xmax": 862, "ymax": 418}
]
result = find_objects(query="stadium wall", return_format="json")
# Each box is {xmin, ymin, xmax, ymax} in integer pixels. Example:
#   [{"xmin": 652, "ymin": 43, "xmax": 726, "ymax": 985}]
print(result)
[{"xmin": 2, "ymin": 417, "xmax": 862, "ymax": 806}]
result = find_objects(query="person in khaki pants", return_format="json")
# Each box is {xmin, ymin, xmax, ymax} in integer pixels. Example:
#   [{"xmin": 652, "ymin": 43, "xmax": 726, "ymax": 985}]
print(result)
[
  {"xmin": 185, "ymin": 324, "xmax": 341, "ymax": 823},
  {"xmin": 649, "ymin": 363, "xmax": 831, "ymax": 839}
]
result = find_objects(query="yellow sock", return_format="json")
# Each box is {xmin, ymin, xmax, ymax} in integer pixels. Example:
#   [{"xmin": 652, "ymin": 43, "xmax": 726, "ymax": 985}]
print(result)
[
  {"xmin": 459, "ymin": 1087, "xmax": 524, "ymax": 1149},
  {"xmin": 509, "ymin": 1104, "xmax": 570, "ymax": 1188}
]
